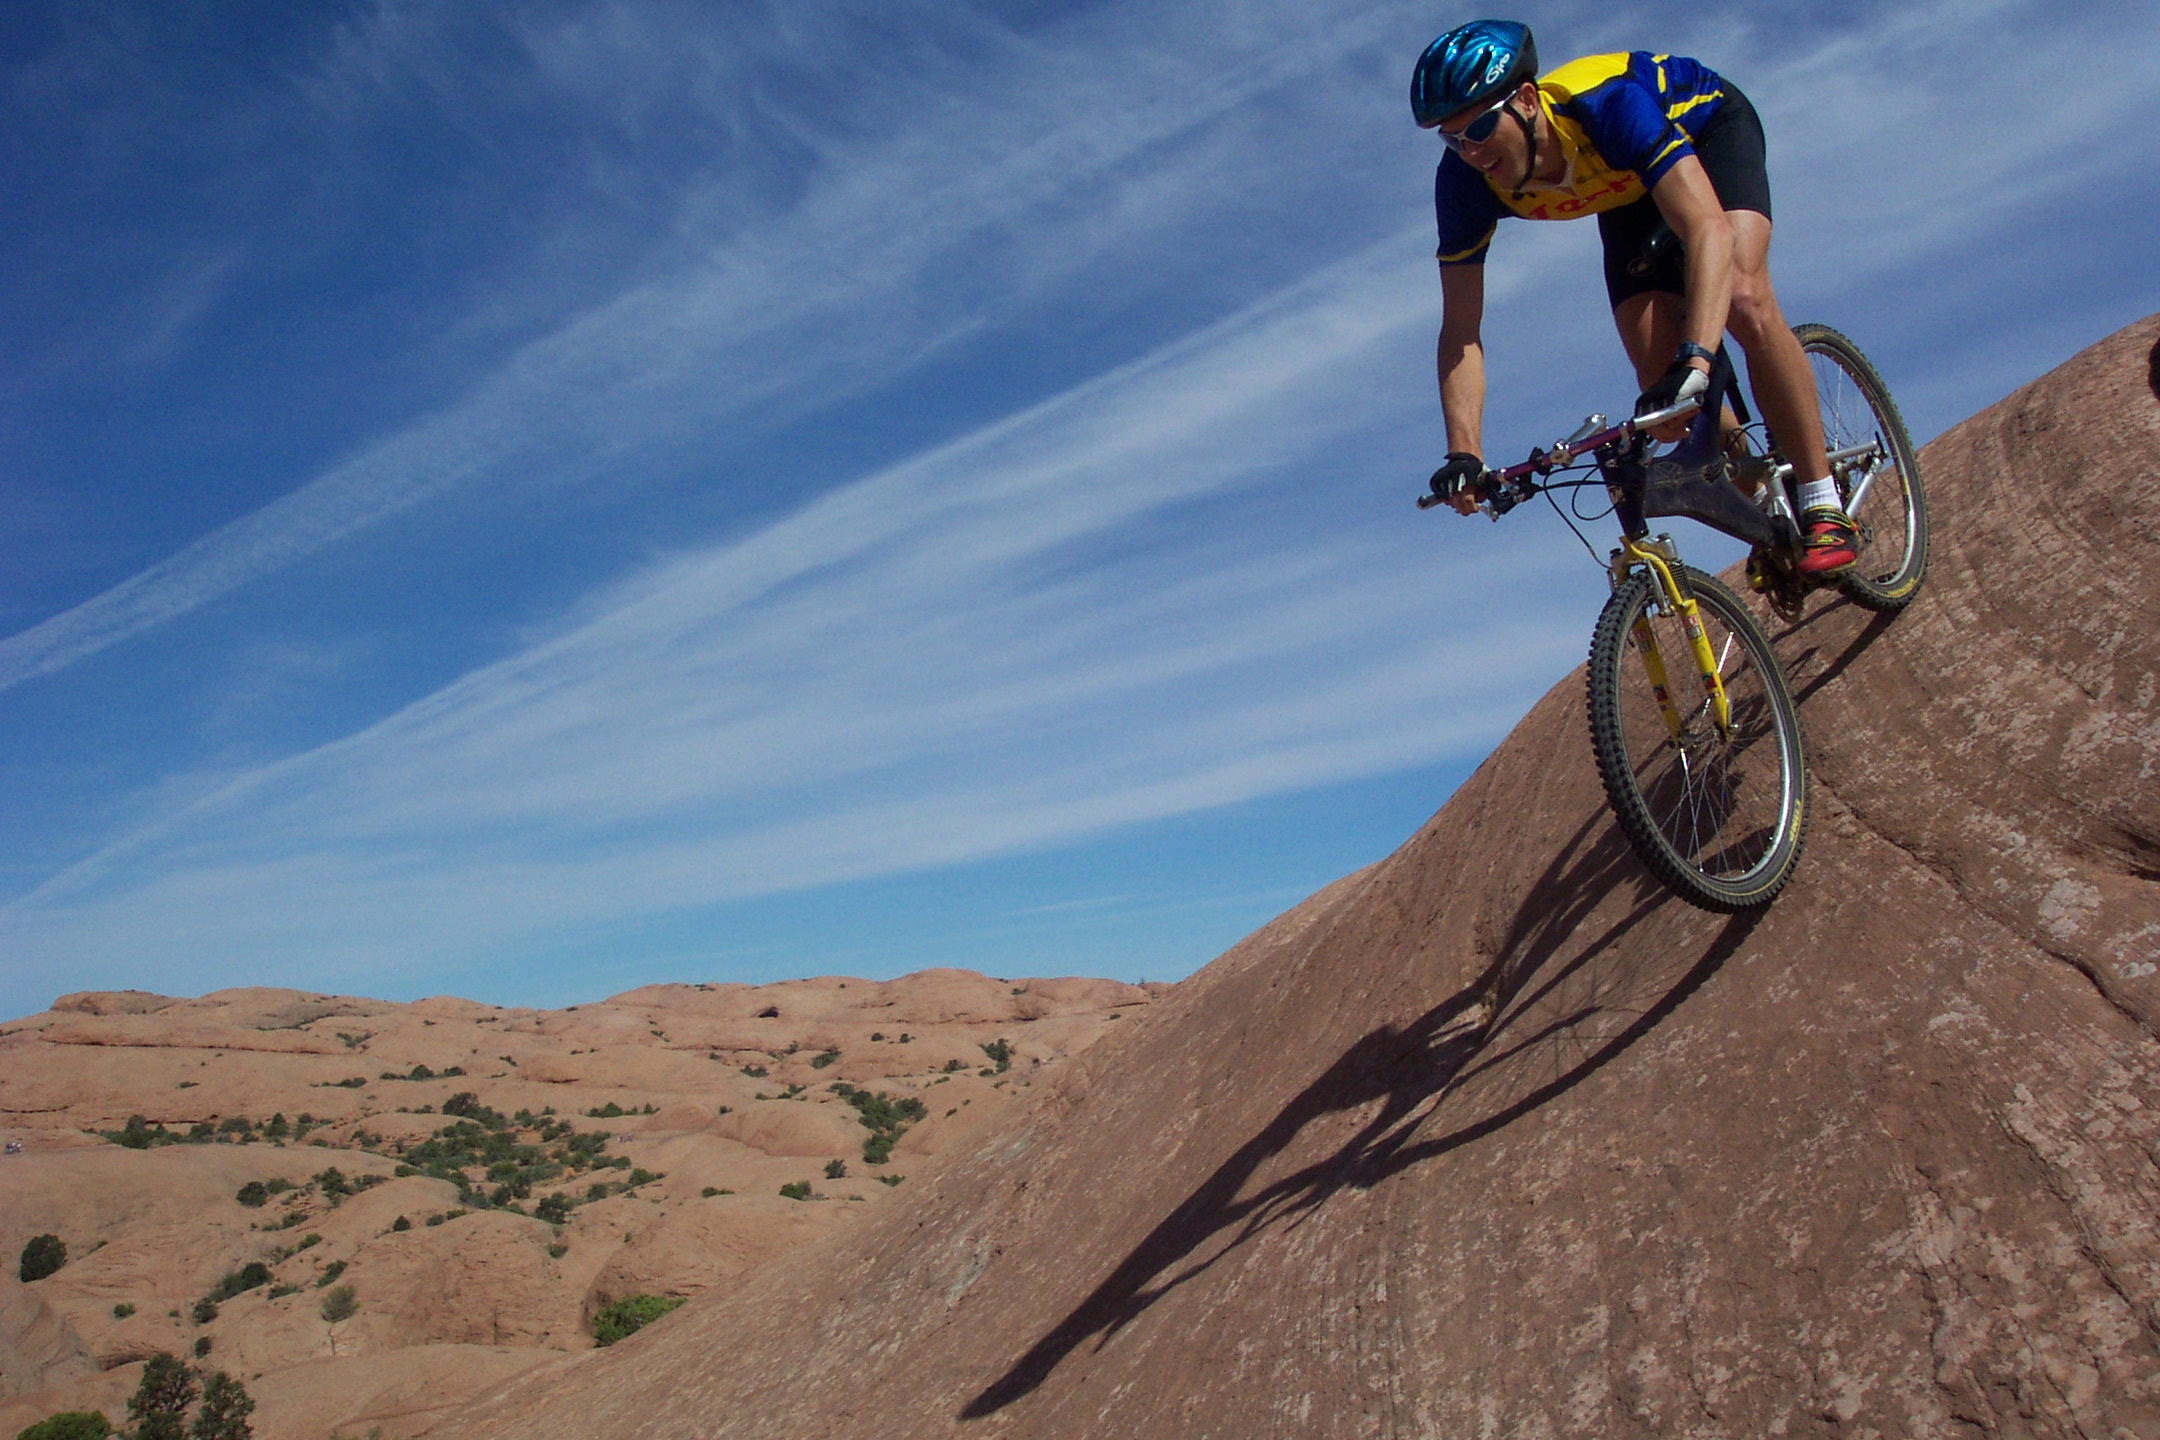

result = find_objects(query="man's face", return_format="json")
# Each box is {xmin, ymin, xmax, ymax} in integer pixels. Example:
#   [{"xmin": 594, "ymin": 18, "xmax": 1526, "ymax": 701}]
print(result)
[{"xmin": 1439, "ymin": 83, "xmax": 1533, "ymax": 178}]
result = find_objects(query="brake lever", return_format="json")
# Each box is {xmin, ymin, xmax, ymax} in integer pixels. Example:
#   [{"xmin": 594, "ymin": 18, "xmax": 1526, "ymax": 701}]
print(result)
[{"xmin": 1632, "ymin": 395, "xmax": 1703, "ymax": 431}]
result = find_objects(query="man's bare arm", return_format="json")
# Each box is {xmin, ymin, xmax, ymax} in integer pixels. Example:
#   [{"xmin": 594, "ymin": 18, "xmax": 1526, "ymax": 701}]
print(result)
[
  {"xmin": 1650, "ymin": 155, "xmax": 1734, "ymax": 365},
  {"xmin": 1437, "ymin": 262, "xmax": 1488, "ymax": 457}
]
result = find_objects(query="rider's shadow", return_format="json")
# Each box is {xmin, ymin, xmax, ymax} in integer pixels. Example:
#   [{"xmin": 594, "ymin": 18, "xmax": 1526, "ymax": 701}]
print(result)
[{"xmin": 961, "ymin": 812, "xmax": 1761, "ymax": 1420}]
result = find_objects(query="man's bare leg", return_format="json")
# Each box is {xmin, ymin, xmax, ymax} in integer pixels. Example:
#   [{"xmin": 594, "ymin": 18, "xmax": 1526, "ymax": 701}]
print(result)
[
  {"xmin": 1610, "ymin": 212, "xmax": 1829, "ymax": 488},
  {"xmin": 1721, "ymin": 211, "xmax": 1829, "ymax": 487}
]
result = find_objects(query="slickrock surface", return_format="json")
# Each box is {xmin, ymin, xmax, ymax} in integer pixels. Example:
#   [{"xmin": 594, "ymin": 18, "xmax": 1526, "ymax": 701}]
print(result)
[
  {"xmin": 431, "ymin": 317, "xmax": 2160, "ymax": 1440},
  {"xmin": 0, "ymin": 971, "xmax": 1155, "ymax": 1438}
]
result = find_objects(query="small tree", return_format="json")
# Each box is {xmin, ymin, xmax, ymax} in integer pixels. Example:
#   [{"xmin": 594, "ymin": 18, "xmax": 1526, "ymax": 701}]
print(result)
[
  {"xmin": 190, "ymin": 1370, "xmax": 255, "ymax": 1440},
  {"xmin": 16, "ymin": 1412, "xmax": 112, "ymax": 1440},
  {"xmin": 319, "ymin": 1285, "xmax": 357, "ymax": 1324},
  {"xmin": 19, "ymin": 1233, "xmax": 66, "ymax": 1283},
  {"xmin": 591, "ymin": 1294, "xmax": 685, "ymax": 1346},
  {"xmin": 126, "ymin": 1353, "xmax": 198, "ymax": 1440},
  {"xmin": 823, "ymin": 1159, "xmax": 847, "ymax": 1180}
]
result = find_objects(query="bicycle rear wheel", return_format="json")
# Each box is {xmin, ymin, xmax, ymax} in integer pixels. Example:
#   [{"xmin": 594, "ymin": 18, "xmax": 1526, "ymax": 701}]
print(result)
[
  {"xmin": 1586, "ymin": 566, "xmax": 1809, "ymax": 911},
  {"xmin": 1796, "ymin": 322, "xmax": 1928, "ymax": 612}
]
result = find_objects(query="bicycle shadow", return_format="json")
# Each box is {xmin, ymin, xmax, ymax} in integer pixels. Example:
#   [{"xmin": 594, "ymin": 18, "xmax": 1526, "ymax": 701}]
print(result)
[
  {"xmin": 1762, "ymin": 592, "xmax": 1899, "ymax": 706},
  {"xmin": 960, "ymin": 813, "xmax": 1761, "ymax": 1420}
]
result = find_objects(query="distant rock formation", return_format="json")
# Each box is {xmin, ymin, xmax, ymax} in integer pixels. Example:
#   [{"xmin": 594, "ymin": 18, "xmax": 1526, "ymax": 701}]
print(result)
[{"xmin": 0, "ymin": 972, "xmax": 1151, "ymax": 1439}]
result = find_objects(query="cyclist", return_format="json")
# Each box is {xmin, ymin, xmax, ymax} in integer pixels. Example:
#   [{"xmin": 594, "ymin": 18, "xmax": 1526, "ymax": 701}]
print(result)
[{"xmin": 1414, "ymin": 20, "xmax": 1855, "ymax": 577}]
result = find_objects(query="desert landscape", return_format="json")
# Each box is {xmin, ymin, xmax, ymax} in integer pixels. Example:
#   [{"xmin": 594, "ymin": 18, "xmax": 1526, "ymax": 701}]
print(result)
[{"xmin": 0, "ymin": 973, "xmax": 1158, "ymax": 1438}]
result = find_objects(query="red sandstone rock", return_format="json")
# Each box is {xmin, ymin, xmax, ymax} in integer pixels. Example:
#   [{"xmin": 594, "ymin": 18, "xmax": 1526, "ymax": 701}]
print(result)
[{"xmin": 429, "ymin": 318, "xmax": 2160, "ymax": 1439}]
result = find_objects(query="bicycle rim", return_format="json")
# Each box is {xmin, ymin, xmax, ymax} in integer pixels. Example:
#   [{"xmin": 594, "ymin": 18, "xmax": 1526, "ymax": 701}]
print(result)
[
  {"xmin": 1586, "ymin": 568, "xmax": 1809, "ymax": 910},
  {"xmin": 1795, "ymin": 322, "xmax": 1929, "ymax": 611}
]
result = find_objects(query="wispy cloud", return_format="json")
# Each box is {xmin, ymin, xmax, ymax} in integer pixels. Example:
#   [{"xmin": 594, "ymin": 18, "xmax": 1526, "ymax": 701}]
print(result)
[
  {"xmin": 0, "ymin": 0, "xmax": 1415, "ymax": 693},
  {"xmin": 0, "ymin": 227, "xmax": 1592, "ymax": 995}
]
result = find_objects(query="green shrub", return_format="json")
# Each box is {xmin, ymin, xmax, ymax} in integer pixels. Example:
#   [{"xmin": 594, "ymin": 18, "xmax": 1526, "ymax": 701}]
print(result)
[
  {"xmin": 625, "ymin": 1168, "xmax": 658, "ymax": 1187},
  {"xmin": 192, "ymin": 1370, "xmax": 255, "ymax": 1440},
  {"xmin": 823, "ymin": 1159, "xmax": 846, "ymax": 1180},
  {"xmin": 19, "ymin": 1234, "xmax": 66, "ymax": 1283},
  {"xmin": 125, "ymin": 1353, "xmax": 196, "ymax": 1440},
  {"xmin": 112, "ymin": 1303, "xmax": 136, "ymax": 1319},
  {"xmin": 740, "ymin": 1064, "xmax": 767, "ymax": 1078},
  {"xmin": 830, "ymin": 1085, "xmax": 927, "ymax": 1167},
  {"xmin": 315, "ymin": 1262, "xmax": 346, "ymax": 1288},
  {"xmin": 980, "ymin": 1039, "xmax": 1012, "ymax": 1072},
  {"xmin": 106, "ymin": 1115, "xmax": 173, "ymax": 1149},
  {"xmin": 14, "ymin": 1410, "xmax": 112, "ymax": 1440},
  {"xmin": 319, "ymin": 1285, "xmax": 357, "ymax": 1323},
  {"xmin": 192, "ymin": 1336, "xmax": 211, "ymax": 1359},
  {"xmin": 210, "ymin": 1263, "xmax": 271, "ymax": 1301},
  {"xmin": 699, "ymin": 1186, "xmax": 721, "ymax": 1198},
  {"xmin": 584, "ymin": 1101, "xmax": 625, "ymax": 1118},
  {"xmin": 809, "ymin": 1049, "xmax": 840, "ymax": 1069},
  {"xmin": 877, "ymin": 1174, "xmax": 905, "ymax": 1188},
  {"xmin": 390, "ymin": 1215, "xmax": 411, "ymax": 1232},
  {"xmin": 778, "ymin": 1181, "xmax": 811, "ymax": 1201},
  {"xmin": 941, "ymin": 1059, "xmax": 967, "ymax": 1074},
  {"xmin": 267, "ymin": 1284, "xmax": 299, "ymax": 1299},
  {"xmin": 442, "ymin": 1092, "xmax": 501, "ymax": 1124},
  {"xmin": 590, "ymin": 1294, "xmax": 685, "ymax": 1347},
  {"xmin": 233, "ymin": 1183, "xmax": 268, "ymax": 1209},
  {"xmin": 533, "ymin": 1193, "xmax": 571, "ymax": 1225},
  {"xmin": 191, "ymin": 1298, "xmax": 218, "ymax": 1325}
]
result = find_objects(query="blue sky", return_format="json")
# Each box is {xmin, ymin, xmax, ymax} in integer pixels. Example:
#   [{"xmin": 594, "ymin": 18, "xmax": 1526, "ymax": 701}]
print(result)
[{"xmin": 4, "ymin": 0, "xmax": 2156, "ymax": 1020}]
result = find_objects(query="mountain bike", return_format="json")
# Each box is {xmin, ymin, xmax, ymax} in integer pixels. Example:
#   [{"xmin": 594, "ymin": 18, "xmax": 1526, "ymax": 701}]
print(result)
[{"xmin": 1420, "ymin": 325, "xmax": 1926, "ymax": 910}]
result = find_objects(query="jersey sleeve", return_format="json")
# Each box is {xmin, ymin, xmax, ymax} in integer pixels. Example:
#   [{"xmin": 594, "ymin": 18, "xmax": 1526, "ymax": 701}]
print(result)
[
  {"xmin": 1433, "ymin": 154, "xmax": 1507, "ymax": 266},
  {"xmin": 1564, "ymin": 67, "xmax": 1694, "ymax": 190}
]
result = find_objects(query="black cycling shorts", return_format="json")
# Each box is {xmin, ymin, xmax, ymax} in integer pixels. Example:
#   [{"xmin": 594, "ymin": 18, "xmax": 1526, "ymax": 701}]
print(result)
[{"xmin": 1598, "ymin": 84, "xmax": 1772, "ymax": 309}]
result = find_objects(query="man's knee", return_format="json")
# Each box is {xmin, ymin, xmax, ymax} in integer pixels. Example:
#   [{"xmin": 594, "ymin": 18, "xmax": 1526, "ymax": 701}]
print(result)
[{"xmin": 1726, "ymin": 268, "xmax": 1787, "ymax": 348}]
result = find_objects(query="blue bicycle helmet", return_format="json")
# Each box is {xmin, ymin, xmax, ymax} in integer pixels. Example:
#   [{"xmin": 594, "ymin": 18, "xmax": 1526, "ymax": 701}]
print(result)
[{"xmin": 1411, "ymin": 20, "xmax": 1538, "ymax": 129}]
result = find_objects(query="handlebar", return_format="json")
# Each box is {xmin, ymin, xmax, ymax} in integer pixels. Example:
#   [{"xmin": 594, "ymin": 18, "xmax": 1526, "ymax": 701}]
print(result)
[{"xmin": 1418, "ymin": 394, "xmax": 1703, "ymax": 515}]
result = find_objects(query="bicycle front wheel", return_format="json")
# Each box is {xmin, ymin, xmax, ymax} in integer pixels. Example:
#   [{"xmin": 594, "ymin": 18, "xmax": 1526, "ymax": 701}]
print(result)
[
  {"xmin": 1586, "ymin": 566, "xmax": 1809, "ymax": 911},
  {"xmin": 1796, "ymin": 322, "xmax": 1928, "ymax": 612}
]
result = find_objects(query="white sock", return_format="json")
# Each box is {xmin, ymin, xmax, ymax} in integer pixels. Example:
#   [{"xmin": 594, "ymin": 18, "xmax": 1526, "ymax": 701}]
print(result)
[{"xmin": 1796, "ymin": 478, "xmax": 1840, "ymax": 513}]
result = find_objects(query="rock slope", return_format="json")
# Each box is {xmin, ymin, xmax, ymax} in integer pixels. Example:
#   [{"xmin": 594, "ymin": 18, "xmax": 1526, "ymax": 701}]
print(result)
[{"xmin": 433, "ymin": 316, "xmax": 2160, "ymax": 1439}]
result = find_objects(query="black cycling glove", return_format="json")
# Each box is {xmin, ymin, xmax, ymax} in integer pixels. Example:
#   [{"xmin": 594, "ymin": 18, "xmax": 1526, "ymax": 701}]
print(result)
[
  {"xmin": 1635, "ymin": 360, "xmax": 1710, "ymax": 418},
  {"xmin": 1428, "ymin": 451, "xmax": 1486, "ymax": 503}
]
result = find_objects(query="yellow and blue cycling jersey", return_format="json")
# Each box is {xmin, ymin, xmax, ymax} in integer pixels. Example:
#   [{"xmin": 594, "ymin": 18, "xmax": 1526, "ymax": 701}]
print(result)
[{"xmin": 1435, "ymin": 52, "xmax": 1727, "ymax": 266}]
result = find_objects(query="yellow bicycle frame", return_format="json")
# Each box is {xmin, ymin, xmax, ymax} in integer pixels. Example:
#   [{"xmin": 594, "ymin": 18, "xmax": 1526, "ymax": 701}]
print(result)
[{"xmin": 1610, "ymin": 538, "xmax": 1733, "ymax": 740}]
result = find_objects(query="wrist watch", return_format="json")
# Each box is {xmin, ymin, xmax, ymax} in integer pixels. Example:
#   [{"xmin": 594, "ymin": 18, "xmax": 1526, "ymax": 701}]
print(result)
[{"xmin": 1675, "ymin": 341, "xmax": 1717, "ymax": 367}]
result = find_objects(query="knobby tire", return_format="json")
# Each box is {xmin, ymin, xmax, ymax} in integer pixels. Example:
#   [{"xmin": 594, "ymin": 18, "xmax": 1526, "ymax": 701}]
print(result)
[
  {"xmin": 1586, "ymin": 567, "xmax": 1809, "ymax": 911},
  {"xmin": 1794, "ymin": 322, "xmax": 1929, "ymax": 612}
]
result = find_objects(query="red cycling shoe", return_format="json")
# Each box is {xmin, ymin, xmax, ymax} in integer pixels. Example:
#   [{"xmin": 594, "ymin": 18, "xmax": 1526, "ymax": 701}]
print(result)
[{"xmin": 1796, "ymin": 506, "xmax": 1858, "ymax": 578}]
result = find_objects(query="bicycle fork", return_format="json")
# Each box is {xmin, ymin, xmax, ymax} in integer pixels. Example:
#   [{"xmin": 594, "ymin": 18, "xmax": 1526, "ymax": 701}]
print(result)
[{"xmin": 1612, "ymin": 537, "xmax": 1733, "ymax": 742}]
